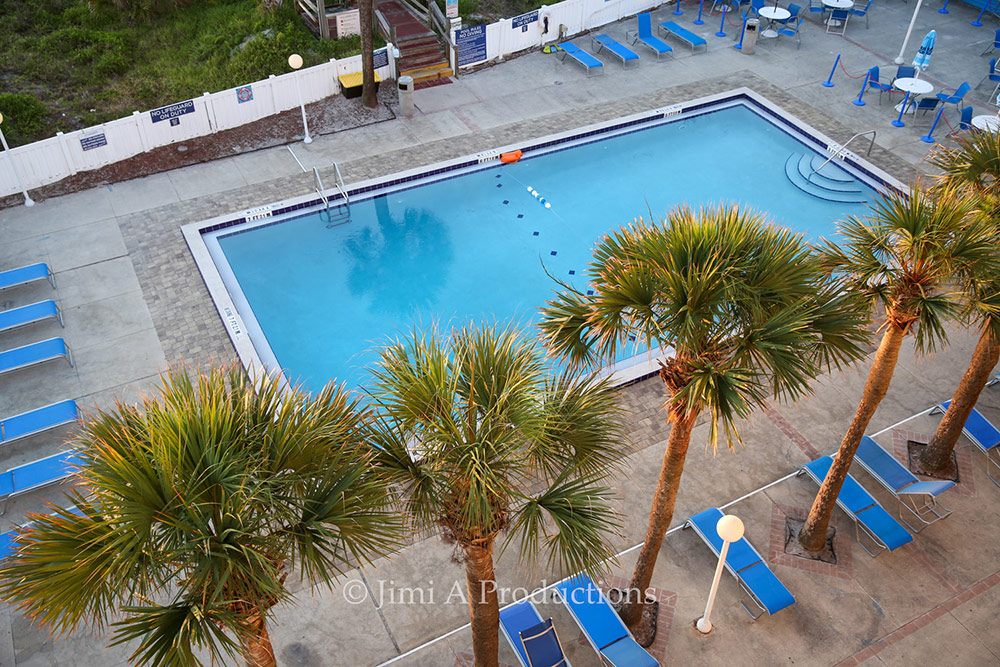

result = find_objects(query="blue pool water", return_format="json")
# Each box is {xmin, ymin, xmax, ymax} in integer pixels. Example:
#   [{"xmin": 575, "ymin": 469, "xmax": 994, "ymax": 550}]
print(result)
[{"xmin": 213, "ymin": 104, "xmax": 880, "ymax": 394}]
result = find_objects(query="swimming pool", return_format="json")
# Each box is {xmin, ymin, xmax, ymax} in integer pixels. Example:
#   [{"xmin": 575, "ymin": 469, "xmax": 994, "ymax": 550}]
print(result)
[{"xmin": 187, "ymin": 91, "xmax": 898, "ymax": 395}]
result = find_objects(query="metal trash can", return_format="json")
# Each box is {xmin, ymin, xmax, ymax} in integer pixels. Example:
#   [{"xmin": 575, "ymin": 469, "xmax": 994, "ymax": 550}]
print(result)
[
  {"xmin": 398, "ymin": 75, "xmax": 415, "ymax": 118},
  {"xmin": 742, "ymin": 18, "xmax": 759, "ymax": 55}
]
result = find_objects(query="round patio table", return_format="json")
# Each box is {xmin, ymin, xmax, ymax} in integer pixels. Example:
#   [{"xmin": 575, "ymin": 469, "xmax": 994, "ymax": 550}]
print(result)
[
  {"xmin": 972, "ymin": 114, "xmax": 1000, "ymax": 132},
  {"xmin": 758, "ymin": 6, "xmax": 791, "ymax": 37},
  {"xmin": 891, "ymin": 77, "xmax": 933, "ymax": 127}
]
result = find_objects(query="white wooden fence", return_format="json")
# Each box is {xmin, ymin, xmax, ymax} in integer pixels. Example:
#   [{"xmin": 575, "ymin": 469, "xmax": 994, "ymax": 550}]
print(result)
[
  {"xmin": 453, "ymin": 0, "xmax": 666, "ymax": 69},
  {"xmin": 0, "ymin": 48, "xmax": 395, "ymax": 199}
]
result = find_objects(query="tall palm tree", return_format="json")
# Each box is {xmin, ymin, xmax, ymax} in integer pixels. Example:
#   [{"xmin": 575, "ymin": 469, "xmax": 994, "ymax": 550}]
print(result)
[
  {"xmin": 360, "ymin": 0, "xmax": 378, "ymax": 109},
  {"xmin": 0, "ymin": 365, "xmax": 402, "ymax": 667},
  {"xmin": 538, "ymin": 203, "xmax": 871, "ymax": 627},
  {"xmin": 368, "ymin": 322, "xmax": 629, "ymax": 667},
  {"xmin": 919, "ymin": 131, "xmax": 1000, "ymax": 471},
  {"xmin": 799, "ymin": 185, "xmax": 994, "ymax": 550}
]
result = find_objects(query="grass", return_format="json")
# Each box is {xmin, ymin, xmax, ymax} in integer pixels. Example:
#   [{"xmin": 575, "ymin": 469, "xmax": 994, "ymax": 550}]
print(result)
[{"xmin": 0, "ymin": 0, "xmax": 384, "ymax": 145}]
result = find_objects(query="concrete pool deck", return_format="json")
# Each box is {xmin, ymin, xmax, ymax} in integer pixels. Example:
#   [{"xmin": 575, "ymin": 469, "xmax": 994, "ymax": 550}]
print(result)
[{"xmin": 1, "ymin": 0, "xmax": 999, "ymax": 664}]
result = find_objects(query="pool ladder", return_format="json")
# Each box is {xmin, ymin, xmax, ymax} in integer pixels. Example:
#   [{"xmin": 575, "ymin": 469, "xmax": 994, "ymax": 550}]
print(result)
[{"xmin": 315, "ymin": 164, "xmax": 351, "ymax": 228}]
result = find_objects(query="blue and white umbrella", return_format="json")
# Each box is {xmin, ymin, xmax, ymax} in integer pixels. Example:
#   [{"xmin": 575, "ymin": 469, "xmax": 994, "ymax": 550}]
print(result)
[{"xmin": 912, "ymin": 30, "xmax": 936, "ymax": 73}]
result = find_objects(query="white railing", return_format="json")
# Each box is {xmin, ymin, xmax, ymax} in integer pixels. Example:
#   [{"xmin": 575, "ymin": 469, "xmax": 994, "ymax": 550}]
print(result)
[
  {"xmin": 452, "ymin": 0, "xmax": 664, "ymax": 69},
  {"xmin": 0, "ymin": 47, "xmax": 395, "ymax": 200}
]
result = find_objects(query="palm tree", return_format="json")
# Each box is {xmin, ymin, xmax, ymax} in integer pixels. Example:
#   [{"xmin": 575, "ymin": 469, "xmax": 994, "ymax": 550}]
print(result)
[
  {"xmin": 919, "ymin": 131, "xmax": 1000, "ymax": 471},
  {"xmin": 0, "ymin": 364, "xmax": 402, "ymax": 667},
  {"xmin": 538, "ymin": 203, "xmax": 871, "ymax": 627},
  {"xmin": 368, "ymin": 322, "xmax": 629, "ymax": 667},
  {"xmin": 798, "ymin": 185, "xmax": 994, "ymax": 551},
  {"xmin": 360, "ymin": 0, "xmax": 378, "ymax": 109}
]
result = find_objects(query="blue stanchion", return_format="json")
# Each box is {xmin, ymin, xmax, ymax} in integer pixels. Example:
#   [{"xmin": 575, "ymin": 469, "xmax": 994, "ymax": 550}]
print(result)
[
  {"xmin": 892, "ymin": 92, "xmax": 912, "ymax": 127},
  {"xmin": 972, "ymin": 4, "xmax": 986, "ymax": 25},
  {"xmin": 853, "ymin": 72, "xmax": 870, "ymax": 106},
  {"xmin": 921, "ymin": 107, "xmax": 945, "ymax": 143},
  {"xmin": 822, "ymin": 54, "xmax": 841, "ymax": 87},
  {"xmin": 734, "ymin": 15, "xmax": 748, "ymax": 48},
  {"xmin": 717, "ymin": 6, "xmax": 728, "ymax": 36},
  {"xmin": 674, "ymin": 0, "xmax": 684, "ymax": 15},
  {"xmin": 694, "ymin": 0, "xmax": 706, "ymax": 24},
  {"xmin": 938, "ymin": 0, "xmax": 949, "ymax": 13}
]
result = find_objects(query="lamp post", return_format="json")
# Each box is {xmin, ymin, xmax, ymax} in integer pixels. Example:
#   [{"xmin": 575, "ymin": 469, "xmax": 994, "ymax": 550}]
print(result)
[
  {"xmin": 696, "ymin": 514, "xmax": 744, "ymax": 634},
  {"xmin": 288, "ymin": 54, "xmax": 312, "ymax": 144},
  {"xmin": 0, "ymin": 113, "xmax": 35, "ymax": 207}
]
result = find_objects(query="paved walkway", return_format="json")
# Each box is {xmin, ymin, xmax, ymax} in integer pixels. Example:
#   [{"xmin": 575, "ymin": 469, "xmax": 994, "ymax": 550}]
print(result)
[{"xmin": 1, "ymin": 0, "xmax": 999, "ymax": 664}]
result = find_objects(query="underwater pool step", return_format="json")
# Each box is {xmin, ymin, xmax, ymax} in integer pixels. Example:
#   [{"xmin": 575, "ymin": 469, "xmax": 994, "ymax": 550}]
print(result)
[{"xmin": 784, "ymin": 153, "xmax": 868, "ymax": 204}]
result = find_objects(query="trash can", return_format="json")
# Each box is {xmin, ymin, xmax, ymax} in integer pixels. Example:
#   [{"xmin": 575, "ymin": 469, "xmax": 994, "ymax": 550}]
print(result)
[
  {"xmin": 398, "ymin": 75, "xmax": 415, "ymax": 118},
  {"xmin": 741, "ymin": 18, "xmax": 759, "ymax": 55}
]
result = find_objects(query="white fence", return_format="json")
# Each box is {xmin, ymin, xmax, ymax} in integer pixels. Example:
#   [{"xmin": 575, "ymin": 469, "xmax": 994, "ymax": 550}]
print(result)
[
  {"xmin": 0, "ymin": 48, "xmax": 395, "ymax": 199},
  {"xmin": 453, "ymin": 0, "xmax": 664, "ymax": 69}
]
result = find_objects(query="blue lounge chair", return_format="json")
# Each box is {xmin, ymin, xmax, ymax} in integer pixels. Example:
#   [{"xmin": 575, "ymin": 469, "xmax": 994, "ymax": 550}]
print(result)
[
  {"xmin": 778, "ymin": 3, "xmax": 802, "ymax": 24},
  {"xmin": 0, "ymin": 263, "xmax": 55, "ymax": 292},
  {"xmin": 553, "ymin": 574, "xmax": 658, "ymax": 667},
  {"xmin": 686, "ymin": 508, "xmax": 795, "ymax": 618},
  {"xmin": 0, "ymin": 300, "xmax": 63, "ymax": 334},
  {"xmin": 0, "ymin": 338, "xmax": 73, "ymax": 376},
  {"xmin": 800, "ymin": 456, "xmax": 913, "ymax": 557},
  {"xmin": 932, "ymin": 402, "xmax": 1000, "ymax": 488},
  {"xmin": 0, "ymin": 505, "xmax": 84, "ymax": 561},
  {"xmin": 1, "ymin": 400, "xmax": 78, "ymax": 445},
  {"xmin": 626, "ymin": 13, "xmax": 674, "ymax": 61},
  {"xmin": 499, "ymin": 599, "xmax": 572, "ymax": 667},
  {"xmin": 776, "ymin": 17, "xmax": 804, "ymax": 48},
  {"xmin": 0, "ymin": 449, "xmax": 83, "ymax": 513},
  {"xmin": 658, "ymin": 21, "xmax": 707, "ymax": 52},
  {"xmin": 981, "ymin": 28, "xmax": 999, "ymax": 56},
  {"xmin": 867, "ymin": 66, "xmax": 892, "ymax": 104},
  {"xmin": 591, "ymin": 34, "xmax": 639, "ymax": 69},
  {"xmin": 980, "ymin": 59, "xmax": 1000, "ymax": 101},
  {"xmin": 557, "ymin": 42, "xmax": 604, "ymax": 76},
  {"xmin": 854, "ymin": 436, "xmax": 955, "ymax": 532}
]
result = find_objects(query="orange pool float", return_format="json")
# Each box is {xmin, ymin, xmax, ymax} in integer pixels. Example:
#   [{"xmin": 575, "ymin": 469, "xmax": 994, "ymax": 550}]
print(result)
[{"xmin": 500, "ymin": 150, "xmax": 523, "ymax": 164}]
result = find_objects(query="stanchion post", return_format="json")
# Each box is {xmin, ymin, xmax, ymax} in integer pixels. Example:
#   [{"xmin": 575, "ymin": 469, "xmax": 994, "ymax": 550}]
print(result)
[
  {"xmin": 717, "ymin": 6, "xmax": 728, "ymax": 36},
  {"xmin": 695, "ymin": 0, "xmax": 706, "ymax": 24},
  {"xmin": 853, "ymin": 72, "xmax": 870, "ymax": 106},
  {"xmin": 734, "ymin": 15, "xmax": 748, "ymax": 48},
  {"xmin": 921, "ymin": 107, "xmax": 945, "ymax": 143},
  {"xmin": 972, "ymin": 4, "xmax": 986, "ymax": 25},
  {"xmin": 892, "ymin": 91, "xmax": 912, "ymax": 127},
  {"xmin": 822, "ymin": 53, "xmax": 841, "ymax": 87},
  {"xmin": 674, "ymin": 0, "xmax": 684, "ymax": 15},
  {"xmin": 938, "ymin": 0, "xmax": 949, "ymax": 13}
]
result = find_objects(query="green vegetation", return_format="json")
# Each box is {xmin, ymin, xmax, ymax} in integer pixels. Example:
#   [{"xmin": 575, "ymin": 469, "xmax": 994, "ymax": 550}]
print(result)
[
  {"xmin": 0, "ymin": 0, "xmax": 383, "ymax": 144},
  {"xmin": 434, "ymin": 0, "xmax": 542, "ymax": 26}
]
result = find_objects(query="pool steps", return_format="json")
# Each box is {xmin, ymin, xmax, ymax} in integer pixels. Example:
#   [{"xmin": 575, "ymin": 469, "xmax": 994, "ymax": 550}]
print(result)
[{"xmin": 783, "ymin": 153, "xmax": 868, "ymax": 204}]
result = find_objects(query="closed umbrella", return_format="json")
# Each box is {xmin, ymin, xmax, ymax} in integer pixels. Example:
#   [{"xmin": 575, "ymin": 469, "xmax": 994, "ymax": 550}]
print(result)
[{"xmin": 912, "ymin": 30, "xmax": 936, "ymax": 76}]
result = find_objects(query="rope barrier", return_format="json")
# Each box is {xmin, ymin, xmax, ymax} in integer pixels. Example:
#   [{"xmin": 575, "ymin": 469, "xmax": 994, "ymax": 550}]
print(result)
[{"xmin": 837, "ymin": 60, "xmax": 869, "ymax": 79}]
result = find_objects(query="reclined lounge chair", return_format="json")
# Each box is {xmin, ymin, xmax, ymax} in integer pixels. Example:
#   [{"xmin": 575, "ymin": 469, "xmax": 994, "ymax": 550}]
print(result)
[
  {"xmin": 0, "ymin": 338, "xmax": 73, "ymax": 377},
  {"xmin": 658, "ymin": 21, "xmax": 707, "ymax": 52},
  {"xmin": 499, "ymin": 598, "xmax": 572, "ymax": 667},
  {"xmin": 626, "ymin": 13, "xmax": 674, "ymax": 61},
  {"xmin": 685, "ymin": 507, "xmax": 795, "ymax": 618},
  {"xmin": 1, "ymin": 400, "xmax": 78, "ymax": 446},
  {"xmin": 932, "ymin": 401, "xmax": 1000, "ymax": 488},
  {"xmin": 557, "ymin": 42, "xmax": 604, "ymax": 76},
  {"xmin": 800, "ymin": 455, "xmax": 913, "ymax": 557},
  {"xmin": 591, "ymin": 34, "xmax": 640, "ymax": 68},
  {"xmin": 0, "ymin": 263, "xmax": 55, "ymax": 292},
  {"xmin": 854, "ymin": 436, "xmax": 955, "ymax": 532},
  {"xmin": 0, "ymin": 449, "xmax": 84, "ymax": 514},
  {"xmin": 554, "ymin": 573, "xmax": 658, "ymax": 666},
  {"xmin": 0, "ymin": 300, "xmax": 63, "ymax": 335}
]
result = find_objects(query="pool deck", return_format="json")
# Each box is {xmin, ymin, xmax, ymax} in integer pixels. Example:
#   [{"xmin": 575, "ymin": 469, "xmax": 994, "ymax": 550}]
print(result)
[{"xmin": 1, "ymin": 1, "xmax": 1000, "ymax": 664}]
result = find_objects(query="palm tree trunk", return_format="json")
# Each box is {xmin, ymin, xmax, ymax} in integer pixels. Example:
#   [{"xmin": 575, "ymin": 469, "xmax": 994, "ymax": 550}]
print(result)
[
  {"xmin": 920, "ymin": 328, "xmax": 1000, "ymax": 470},
  {"xmin": 798, "ymin": 322, "xmax": 906, "ymax": 551},
  {"xmin": 241, "ymin": 614, "xmax": 277, "ymax": 667},
  {"xmin": 463, "ymin": 539, "xmax": 500, "ymax": 667},
  {"xmin": 360, "ymin": 0, "xmax": 378, "ymax": 109},
  {"xmin": 619, "ymin": 408, "xmax": 697, "ymax": 628}
]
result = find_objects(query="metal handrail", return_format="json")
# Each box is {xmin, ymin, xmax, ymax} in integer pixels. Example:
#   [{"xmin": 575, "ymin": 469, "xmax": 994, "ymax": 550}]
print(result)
[
  {"xmin": 810, "ymin": 130, "xmax": 876, "ymax": 177},
  {"xmin": 312, "ymin": 167, "xmax": 329, "ymax": 209},
  {"xmin": 331, "ymin": 162, "xmax": 349, "ymax": 205}
]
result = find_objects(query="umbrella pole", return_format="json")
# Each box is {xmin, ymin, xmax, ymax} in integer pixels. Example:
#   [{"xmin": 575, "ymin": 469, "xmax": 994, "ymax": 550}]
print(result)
[{"xmin": 895, "ymin": 0, "xmax": 924, "ymax": 64}]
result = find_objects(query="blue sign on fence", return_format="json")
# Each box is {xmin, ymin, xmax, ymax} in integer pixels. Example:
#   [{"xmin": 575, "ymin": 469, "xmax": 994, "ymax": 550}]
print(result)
[
  {"xmin": 511, "ymin": 10, "xmax": 538, "ymax": 29},
  {"xmin": 236, "ymin": 85, "xmax": 253, "ymax": 104},
  {"xmin": 373, "ymin": 48, "xmax": 389, "ymax": 70},
  {"xmin": 150, "ymin": 100, "xmax": 195, "ymax": 123},
  {"xmin": 456, "ymin": 25, "xmax": 488, "ymax": 67},
  {"xmin": 80, "ymin": 132, "xmax": 107, "ymax": 151}
]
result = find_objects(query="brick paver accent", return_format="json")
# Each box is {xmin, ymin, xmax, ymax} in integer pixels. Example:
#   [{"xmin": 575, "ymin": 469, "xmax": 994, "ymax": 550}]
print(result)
[
  {"xmin": 768, "ymin": 502, "xmax": 854, "ymax": 580},
  {"xmin": 763, "ymin": 403, "xmax": 820, "ymax": 459},
  {"xmin": 889, "ymin": 428, "xmax": 976, "ymax": 497},
  {"xmin": 835, "ymin": 569, "xmax": 1000, "ymax": 666}
]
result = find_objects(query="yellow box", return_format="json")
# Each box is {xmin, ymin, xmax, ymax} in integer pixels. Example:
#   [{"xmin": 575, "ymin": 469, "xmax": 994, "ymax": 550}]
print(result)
[{"xmin": 338, "ymin": 71, "xmax": 382, "ymax": 88}]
